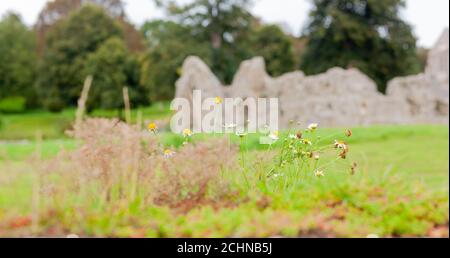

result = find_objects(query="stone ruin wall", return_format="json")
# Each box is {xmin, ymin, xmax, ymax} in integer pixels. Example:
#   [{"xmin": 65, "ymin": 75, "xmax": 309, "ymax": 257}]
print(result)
[{"xmin": 175, "ymin": 29, "xmax": 449, "ymax": 128}]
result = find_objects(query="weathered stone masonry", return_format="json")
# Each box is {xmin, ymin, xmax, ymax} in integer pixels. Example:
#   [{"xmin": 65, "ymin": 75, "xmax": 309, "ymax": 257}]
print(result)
[{"xmin": 175, "ymin": 29, "xmax": 449, "ymax": 128}]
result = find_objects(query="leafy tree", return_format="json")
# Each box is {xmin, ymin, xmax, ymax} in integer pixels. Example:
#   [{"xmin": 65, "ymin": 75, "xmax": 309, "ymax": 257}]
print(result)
[
  {"xmin": 140, "ymin": 20, "xmax": 211, "ymax": 101},
  {"xmin": 0, "ymin": 13, "xmax": 37, "ymax": 107},
  {"xmin": 157, "ymin": 0, "xmax": 253, "ymax": 49},
  {"xmin": 36, "ymin": 0, "xmax": 142, "ymax": 54},
  {"xmin": 300, "ymin": 0, "xmax": 421, "ymax": 93},
  {"xmin": 36, "ymin": 4, "xmax": 123, "ymax": 111},
  {"xmin": 84, "ymin": 37, "xmax": 145, "ymax": 110},
  {"xmin": 155, "ymin": 0, "xmax": 255, "ymax": 83},
  {"xmin": 245, "ymin": 25, "xmax": 296, "ymax": 76}
]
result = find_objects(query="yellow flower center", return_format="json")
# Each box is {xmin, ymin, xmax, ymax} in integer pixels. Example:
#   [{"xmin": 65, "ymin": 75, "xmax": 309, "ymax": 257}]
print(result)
[
  {"xmin": 214, "ymin": 96, "xmax": 223, "ymax": 104},
  {"xmin": 148, "ymin": 122, "xmax": 157, "ymax": 131},
  {"xmin": 183, "ymin": 128, "xmax": 192, "ymax": 137}
]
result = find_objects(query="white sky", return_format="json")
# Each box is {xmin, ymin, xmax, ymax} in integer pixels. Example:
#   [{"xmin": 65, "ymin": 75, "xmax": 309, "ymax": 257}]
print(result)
[{"xmin": 0, "ymin": 0, "xmax": 448, "ymax": 47}]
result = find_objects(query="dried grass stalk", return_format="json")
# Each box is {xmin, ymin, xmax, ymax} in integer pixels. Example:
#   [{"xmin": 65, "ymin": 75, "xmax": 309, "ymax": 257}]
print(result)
[
  {"xmin": 56, "ymin": 118, "xmax": 239, "ymax": 210},
  {"xmin": 75, "ymin": 75, "xmax": 93, "ymax": 130},
  {"xmin": 123, "ymin": 87, "xmax": 131, "ymax": 124}
]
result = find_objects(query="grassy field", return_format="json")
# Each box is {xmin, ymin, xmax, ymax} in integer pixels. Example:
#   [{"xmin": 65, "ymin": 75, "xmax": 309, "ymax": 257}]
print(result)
[
  {"xmin": 0, "ymin": 109, "xmax": 448, "ymax": 237},
  {"xmin": 0, "ymin": 102, "xmax": 172, "ymax": 140},
  {"xmin": 2, "ymin": 125, "xmax": 448, "ymax": 189}
]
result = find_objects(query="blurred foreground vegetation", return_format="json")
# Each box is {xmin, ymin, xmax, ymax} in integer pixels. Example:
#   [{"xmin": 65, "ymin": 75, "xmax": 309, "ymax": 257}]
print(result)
[{"xmin": 0, "ymin": 112, "xmax": 448, "ymax": 237}]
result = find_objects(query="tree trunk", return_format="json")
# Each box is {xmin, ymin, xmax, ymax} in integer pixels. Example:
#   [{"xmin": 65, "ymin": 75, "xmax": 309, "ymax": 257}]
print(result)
[{"xmin": 211, "ymin": 32, "xmax": 222, "ymax": 49}]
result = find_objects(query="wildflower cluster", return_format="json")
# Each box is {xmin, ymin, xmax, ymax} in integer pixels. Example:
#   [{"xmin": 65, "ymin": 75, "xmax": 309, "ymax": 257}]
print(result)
[
  {"xmin": 146, "ymin": 114, "xmax": 356, "ymax": 194},
  {"xmin": 263, "ymin": 123, "xmax": 355, "ymax": 185}
]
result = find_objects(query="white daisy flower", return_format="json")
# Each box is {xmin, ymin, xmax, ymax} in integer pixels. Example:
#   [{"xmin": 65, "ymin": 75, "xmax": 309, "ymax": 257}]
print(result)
[
  {"xmin": 236, "ymin": 131, "xmax": 247, "ymax": 137},
  {"xmin": 269, "ymin": 131, "xmax": 279, "ymax": 141},
  {"xmin": 308, "ymin": 123, "xmax": 318, "ymax": 131},
  {"xmin": 334, "ymin": 140, "xmax": 348, "ymax": 150},
  {"xmin": 314, "ymin": 170, "xmax": 325, "ymax": 177},
  {"xmin": 163, "ymin": 149, "xmax": 176, "ymax": 158}
]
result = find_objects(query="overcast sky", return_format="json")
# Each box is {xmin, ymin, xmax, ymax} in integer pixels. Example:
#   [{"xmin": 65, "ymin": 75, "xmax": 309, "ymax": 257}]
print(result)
[{"xmin": 0, "ymin": 0, "xmax": 448, "ymax": 47}]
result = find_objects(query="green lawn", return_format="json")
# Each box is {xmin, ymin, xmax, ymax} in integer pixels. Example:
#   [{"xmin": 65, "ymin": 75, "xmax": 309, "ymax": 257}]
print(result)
[
  {"xmin": 0, "ymin": 102, "xmax": 172, "ymax": 140},
  {"xmin": 0, "ymin": 110, "xmax": 448, "ymax": 237},
  {"xmin": 1, "ymin": 125, "xmax": 448, "ymax": 189}
]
